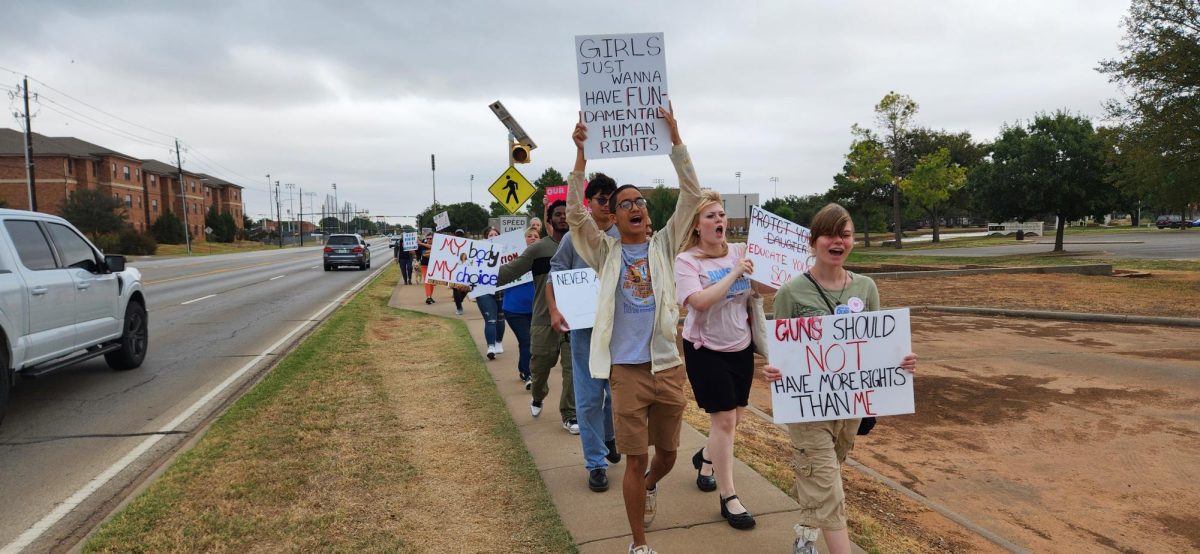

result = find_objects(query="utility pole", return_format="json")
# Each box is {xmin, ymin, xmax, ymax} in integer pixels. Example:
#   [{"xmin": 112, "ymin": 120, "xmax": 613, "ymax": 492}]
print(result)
[
  {"xmin": 20, "ymin": 76, "xmax": 36, "ymax": 211},
  {"xmin": 431, "ymin": 154, "xmax": 437, "ymax": 205},
  {"xmin": 175, "ymin": 138, "xmax": 192, "ymax": 254},
  {"xmin": 770, "ymin": 176, "xmax": 779, "ymax": 198},
  {"xmin": 298, "ymin": 186, "xmax": 304, "ymax": 246},
  {"xmin": 284, "ymin": 183, "xmax": 296, "ymax": 238},
  {"xmin": 332, "ymin": 183, "xmax": 339, "ymax": 232},
  {"xmin": 303, "ymin": 191, "xmax": 316, "ymax": 242},
  {"xmin": 470, "ymin": 174, "xmax": 474, "ymax": 204},
  {"xmin": 265, "ymin": 174, "xmax": 273, "ymax": 230},
  {"xmin": 275, "ymin": 181, "xmax": 283, "ymax": 248}
]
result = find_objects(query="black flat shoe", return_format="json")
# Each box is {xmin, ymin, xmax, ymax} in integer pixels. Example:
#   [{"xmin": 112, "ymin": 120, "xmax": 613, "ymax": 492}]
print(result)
[
  {"xmin": 692, "ymin": 448, "xmax": 716, "ymax": 492},
  {"xmin": 720, "ymin": 494, "xmax": 756, "ymax": 530}
]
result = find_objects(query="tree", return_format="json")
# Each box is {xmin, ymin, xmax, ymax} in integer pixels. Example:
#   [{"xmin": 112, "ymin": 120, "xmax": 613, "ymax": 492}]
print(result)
[
  {"xmin": 489, "ymin": 201, "xmax": 509, "ymax": 217},
  {"xmin": 151, "ymin": 210, "xmax": 185, "ymax": 244},
  {"xmin": 416, "ymin": 202, "xmax": 489, "ymax": 235},
  {"xmin": 871, "ymin": 92, "xmax": 920, "ymax": 248},
  {"xmin": 526, "ymin": 167, "xmax": 565, "ymax": 221},
  {"xmin": 830, "ymin": 136, "xmax": 892, "ymax": 246},
  {"xmin": 319, "ymin": 216, "xmax": 340, "ymax": 232},
  {"xmin": 900, "ymin": 148, "xmax": 967, "ymax": 242},
  {"xmin": 968, "ymin": 111, "xmax": 1113, "ymax": 251},
  {"xmin": 204, "ymin": 207, "xmax": 237, "ymax": 243},
  {"xmin": 646, "ymin": 185, "xmax": 677, "ymax": 232},
  {"xmin": 60, "ymin": 189, "xmax": 127, "ymax": 238},
  {"xmin": 1098, "ymin": 0, "xmax": 1200, "ymax": 211}
]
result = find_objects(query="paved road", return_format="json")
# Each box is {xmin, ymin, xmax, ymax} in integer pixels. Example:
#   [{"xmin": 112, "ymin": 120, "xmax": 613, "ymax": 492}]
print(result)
[
  {"xmin": 0, "ymin": 243, "xmax": 392, "ymax": 553},
  {"xmin": 880, "ymin": 230, "xmax": 1200, "ymax": 260}
]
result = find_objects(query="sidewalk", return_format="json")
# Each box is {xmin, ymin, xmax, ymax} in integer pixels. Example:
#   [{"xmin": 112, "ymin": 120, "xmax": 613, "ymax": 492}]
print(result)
[{"xmin": 391, "ymin": 280, "xmax": 863, "ymax": 553}]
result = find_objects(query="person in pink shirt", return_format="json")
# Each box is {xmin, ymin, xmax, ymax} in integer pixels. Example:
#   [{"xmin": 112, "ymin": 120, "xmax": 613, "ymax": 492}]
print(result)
[{"xmin": 674, "ymin": 189, "xmax": 768, "ymax": 530}]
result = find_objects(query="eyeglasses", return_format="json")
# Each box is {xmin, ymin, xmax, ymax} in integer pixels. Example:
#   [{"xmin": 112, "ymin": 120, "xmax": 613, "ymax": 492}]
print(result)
[
  {"xmin": 592, "ymin": 194, "xmax": 611, "ymax": 206},
  {"xmin": 616, "ymin": 198, "xmax": 647, "ymax": 211}
]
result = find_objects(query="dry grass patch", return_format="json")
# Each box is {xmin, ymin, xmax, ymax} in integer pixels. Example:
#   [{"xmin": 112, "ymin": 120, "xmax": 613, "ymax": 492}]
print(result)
[{"xmin": 86, "ymin": 266, "xmax": 571, "ymax": 553}]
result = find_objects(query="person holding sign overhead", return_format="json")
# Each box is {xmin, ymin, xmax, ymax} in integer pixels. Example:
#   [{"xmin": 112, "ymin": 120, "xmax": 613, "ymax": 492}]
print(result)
[
  {"xmin": 763, "ymin": 203, "xmax": 917, "ymax": 554},
  {"xmin": 567, "ymin": 103, "xmax": 699, "ymax": 554},
  {"xmin": 675, "ymin": 189, "xmax": 769, "ymax": 530}
]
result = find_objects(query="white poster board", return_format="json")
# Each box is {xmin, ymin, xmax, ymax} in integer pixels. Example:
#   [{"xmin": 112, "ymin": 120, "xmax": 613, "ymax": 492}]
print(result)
[
  {"xmin": 769, "ymin": 309, "xmax": 914, "ymax": 424},
  {"xmin": 500, "ymin": 216, "xmax": 528, "ymax": 234},
  {"xmin": 402, "ymin": 232, "xmax": 417, "ymax": 251},
  {"xmin": 424, "ymin": 233, "xmax": 505, "ymax": 288},
  {"xmin": 434, "ymin": 211, "xmax": 451, "ymax": 231},
  {"xmin": 747, "ymin": 205, "xmax": 814, "ymax": 289},
  {"xmin": 468, "ymin": 229, "xmax": 533, "ymax": 298},
  {"xmin": 575, "ymin": 32, "xmax": 670, "ymax": 160},
  {"xmin": 549, "ymin": 268, "xmax": 599, "ymax": 329}
]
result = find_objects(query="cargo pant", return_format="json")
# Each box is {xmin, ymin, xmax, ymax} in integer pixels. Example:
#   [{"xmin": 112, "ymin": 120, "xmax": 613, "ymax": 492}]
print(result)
[{"xmin": 530, "ymin": 324, "xmax": 575, "ymax": 422}]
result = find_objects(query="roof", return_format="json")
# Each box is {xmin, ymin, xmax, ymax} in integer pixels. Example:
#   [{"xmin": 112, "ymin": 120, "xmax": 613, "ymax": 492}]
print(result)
[
  {"xmin": 197, "ymin": 173, "xmax": 243, "ymax": 189},
  {"xmin": 0, "ymin": 127, "xmax": 139, "ymax": 161},
  {"xmin": 140, "ymin": 159, "xmax": 185, "ymax": 176}
]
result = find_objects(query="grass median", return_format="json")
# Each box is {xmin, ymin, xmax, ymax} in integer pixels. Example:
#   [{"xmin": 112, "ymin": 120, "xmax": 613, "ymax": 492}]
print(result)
[{"xmin": 86, "ymin": 265, "xmax": 574, "ymax": 553}]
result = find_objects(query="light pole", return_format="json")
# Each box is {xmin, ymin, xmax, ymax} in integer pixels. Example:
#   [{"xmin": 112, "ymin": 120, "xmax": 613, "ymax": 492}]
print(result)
[
  {"xmin": 285, "ymin": 183, "xmax": 296, "ymax": 238},
  {"xmin": 470, "ymin": 174, "xmax": 474, "ymax": 204},
  {"xmin": 735, "ymin": 171, "xmax": 742, "ymax": 193},
  {"xmin": 331, "ymin": 183, "xmax": 339, "ymax": 232},
  {"xmin": 770, "ymin": 176, "xmax": 779, "ymax": 198},
  {"xmin": 274, "ymin": 181, "xmax": 283, "ymax": 248},
  {"xmin": 652, "ymin": 178, "xmax": 664, "ymax": 187},
  {"xmin": 265, "ymin": 174, "xmax": 272, "ymax": 229}
]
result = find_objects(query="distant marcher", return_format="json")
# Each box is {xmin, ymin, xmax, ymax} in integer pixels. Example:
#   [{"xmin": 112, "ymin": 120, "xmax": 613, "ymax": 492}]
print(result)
[
  {"xmin": 477, "ymin": 227, "xmax": 507, "ymax": 358},
  {"xmin": 420, "ymin": 231, "xmax": 435, "ymax": 303},
  {"xmin": 528, "ymin": 217, "xmax": 543, "ymax": 237},
  {"xmin": 498, "ymin": 203, "xmax": 576, "ymax": 434},
  {"xmin": 450, "ymin": 229, "xmax": 470, "ymax": 315},
  {"xmin": 395, "ymin": 238, "xmax": 413, "ymax": 285},
  {"xmin": 763, "ymin": 203, "xmax": 917, "ymax": 554},
  {"xmin": 503, "ymin": 228, "xmax": 540, "ymax": 389},
  {"xmin": 566, "ymin": 104, "xmax": 698, "ymax": 554},
  {"xmin": 675, "ymin": 189, "xmax": 768, "ymax": 530}
]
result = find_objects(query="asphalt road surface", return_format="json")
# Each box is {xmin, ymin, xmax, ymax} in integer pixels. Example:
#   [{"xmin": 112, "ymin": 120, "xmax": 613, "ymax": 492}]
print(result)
[
  {"xmin": 882, "ymin": 230, "xmax": 1200, "ymax": 260},
  {"xmin": 0, "ymin": 242, "xmax": 392, "ymax": 553}
]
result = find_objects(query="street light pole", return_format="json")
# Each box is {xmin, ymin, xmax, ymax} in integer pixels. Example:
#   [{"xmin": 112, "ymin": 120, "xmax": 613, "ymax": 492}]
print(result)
[
  {"xmin": 285, "ymin": 183, "xmax": 295, "ymax": 239},
  {"xmin": 274, "ymin": 181, "xmax": 283, "ymax": 248},
  {"xmin": 332, "ymin": 183, "xmax": 339, "ymax": 232},
  {"xmin": 736, "ymin": 171, "xmax": 741, "ymax": 194},
  {"xmin": 470, "ymin": 174, "xmax": 474, "ymax": 204},
  {"xmin": 770, "ymin": 176, "xmax": 779, "ymax": 198}
]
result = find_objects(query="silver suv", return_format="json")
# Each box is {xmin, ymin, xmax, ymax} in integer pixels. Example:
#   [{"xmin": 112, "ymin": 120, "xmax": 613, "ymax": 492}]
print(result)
[
  {"xmin": 0, "ymin": 209, "xmax": 147, "ymax": 425},
  {"xmin": 323, "ymin": 233, "xmax": 371, "ymax": 270}
]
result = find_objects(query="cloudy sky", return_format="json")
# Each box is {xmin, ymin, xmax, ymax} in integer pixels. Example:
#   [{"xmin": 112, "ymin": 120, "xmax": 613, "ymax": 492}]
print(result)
[{"xmin": 1, "ymin": 1, "xmax": 1132, "ymax": 226}]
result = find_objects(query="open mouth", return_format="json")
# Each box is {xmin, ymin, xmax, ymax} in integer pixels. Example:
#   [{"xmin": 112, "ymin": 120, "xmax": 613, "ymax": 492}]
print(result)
[
  {"xmin": 629, "ymin": 214, "xmax": 644, "ymax": 226},
  {"xmin": 828, "ymin": 247, "xmax": 845, "ymax": 257},
  {"xmin": 715, "ymin": 225, "xmax": 724, "ymax": 236}
]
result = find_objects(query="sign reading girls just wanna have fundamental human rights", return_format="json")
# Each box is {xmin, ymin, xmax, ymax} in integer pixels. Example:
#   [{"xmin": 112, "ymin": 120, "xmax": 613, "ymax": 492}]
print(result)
[{"xmin": 575, "ymin": 33, "xmax": 670, "ymax": 160}]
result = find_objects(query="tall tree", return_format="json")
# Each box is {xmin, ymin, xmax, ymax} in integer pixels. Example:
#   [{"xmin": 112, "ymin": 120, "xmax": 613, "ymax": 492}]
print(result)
[
  {"xmin": 872, "ymin": 92, "xmax": 920, "ymax": 248},
  {"xmin": 968, "ymin": 111, "xmax": 1112, "ymax": 251},
  {"xmin": 900, "ymin": 148, "xmax": 967, "ymax": 242},
  {"xmin": 150, "ymin": 210, "xmax": 185, "ymax": 244},
  {"xmin": 1098, "ymin": 0, "xmax": 1200, "ymax": 211},
  {"xmin": 829, "ymin": 136, "xmax": 892, "ymax": 246},
  {"xmin": 60, "ymin": 189, "xmax": 128, "ymax": 238},
  {"xmin": 526, "ymin": 167, "xmax": 565, "ymax": 221}
]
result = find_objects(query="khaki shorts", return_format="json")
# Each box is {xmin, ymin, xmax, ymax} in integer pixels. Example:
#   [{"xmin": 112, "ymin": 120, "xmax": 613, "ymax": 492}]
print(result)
[
  {"xmin": 609, "ymin": 363, "xmax": 687, "ymax": 456},
  {"xmin": 787, "ymin": 419, "xmax": 859, "ymax": 530}
]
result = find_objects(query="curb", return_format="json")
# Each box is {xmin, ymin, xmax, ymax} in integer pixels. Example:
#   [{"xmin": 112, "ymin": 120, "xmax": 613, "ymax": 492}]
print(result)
[
  {"xmin": 912, "ymin": 306, "xmax": 1200, "ymax": 328},
  {"xmin": 861, "ymin": 264, "xmax": 1113, "ymax": 279}
]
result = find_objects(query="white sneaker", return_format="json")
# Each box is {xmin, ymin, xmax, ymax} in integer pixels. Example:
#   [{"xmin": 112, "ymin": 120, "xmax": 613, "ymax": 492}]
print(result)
[
  {"xmin": 524, "ymin": 378, "xmax": 532, "ymax": 390},
  {"xmin": 494, "ymin": 343, "xmax": 504, "ymax": 354},
  {"xmin": 644, "ymin": 481, "xmax": 658, "ymax": 527},
  {"xmin": 486, "ymin": 344, "xmax": 496, "ymax": 360},
  {"xmin": 628, "ymin": 544, "xmax": 657, "ymax": 554},
  {"xmin": 530, "ymin": 401, "xmax": 542, "ymax": 417},
  {"xmin": 793, "ymin": 524, "xmax": 820, "ymax": 554},
  {"xmin": 563, "ymin": 419, "xmax": 580, "ymax": 435}
]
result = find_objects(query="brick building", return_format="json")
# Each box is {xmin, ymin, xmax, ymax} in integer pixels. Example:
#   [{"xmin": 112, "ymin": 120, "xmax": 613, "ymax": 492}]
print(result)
[{"xmin": 0, "ymin": 128, "xmax": 244, "ymax": 241}]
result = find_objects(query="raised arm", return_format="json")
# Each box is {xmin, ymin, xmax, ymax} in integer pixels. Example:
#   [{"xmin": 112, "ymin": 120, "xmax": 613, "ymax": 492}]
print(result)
[
  {"xmin": 497, "ymin": 243, "xmax": 537, "ymax": 286},
  {"xmin": 567, "ymin": 116, "xmax": 607, "ymax": 268},
  {"xmin": 657, "ymin": 104, "xmax": 702, "ymax": 252}
]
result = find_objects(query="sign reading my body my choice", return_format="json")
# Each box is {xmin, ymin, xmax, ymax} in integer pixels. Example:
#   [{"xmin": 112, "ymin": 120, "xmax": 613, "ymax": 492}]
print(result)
[
  {"xmin": 575, "ymin": 33, "xmax": 670, "ymax": 160},
  {"xmin": 769, "ymin": 309, "xmax": 914, "ymax": 424},
  {"xmin": 424, "ymin": 233, "xmax": 505, "ymax": 288}
]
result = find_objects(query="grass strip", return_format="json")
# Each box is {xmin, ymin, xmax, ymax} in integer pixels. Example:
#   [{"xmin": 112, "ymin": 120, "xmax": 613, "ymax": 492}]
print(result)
[{"xmin": 85, "ymin": 265, "xmax": 573, "ymax": 553}]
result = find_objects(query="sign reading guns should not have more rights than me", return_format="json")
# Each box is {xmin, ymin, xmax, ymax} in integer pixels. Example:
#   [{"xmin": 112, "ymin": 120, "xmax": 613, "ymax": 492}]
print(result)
[
  {"xmin": 575, "ymin": 33, "xmax": 670, "ymax": 160},
  {"xmin": 769, "ymin": 309, "xmax": 914, "ymax": 424}
]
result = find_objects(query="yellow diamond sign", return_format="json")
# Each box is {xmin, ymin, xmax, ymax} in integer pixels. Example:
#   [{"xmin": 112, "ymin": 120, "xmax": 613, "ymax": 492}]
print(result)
[{"xmin": 489, "ymin": 166, "xmax": 536, "ymax": 215}]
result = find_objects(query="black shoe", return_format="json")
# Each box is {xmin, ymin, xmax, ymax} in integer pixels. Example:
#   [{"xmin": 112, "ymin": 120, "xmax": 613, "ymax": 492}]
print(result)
[
  {"xmin": 604, "ymin": 439, "xmax": 622, "ymax": 464},
  {"xmin": 692, "ymin": 448, "xmax": 716, "ymax": 492},
  {"xmin": 588, "ymin": 468, "xmax": 609, "ymax": 492},
  {"xmin": 425, "ymin": 297, "xmax": 434, "ymax": 305},
  {"xmin": 720, "ymin": 495, "xmax": 756, "ymax": 530}
]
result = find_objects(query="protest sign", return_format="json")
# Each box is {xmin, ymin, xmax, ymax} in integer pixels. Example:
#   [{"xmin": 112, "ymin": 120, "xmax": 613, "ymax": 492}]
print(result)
[
  {"xmin": 549, "ymin": 268, "xmax": 599, "ymax": 329},
  {"xmin": 545, "ymin": 184, "xmax": 590, "ymax": 211},
  {"xmin": 424, "ymin": 233, "xmax": 505, "ymax": 288},
  {"xmin": 768, "ymin": 309, "xmax": 914, "ymax": 424},
  {"xmin": 746, "ymin": 205, "xmax": 814, "ymax": 289},
  {"xmin": 500, "ymin": 216, "xmax": 528, "ymax": 234},
  {"xmin": 402, "ymin": 232, "xmax": 417, "ymax": 251},
  {"xmin": 421, "ymin": 227, "xmax": 433, "ymax": 237},
  {"xmin": 575, "ymin": 33, "xmax": 670, "ymax": 160},
  {"xmin": 468, "ymin": 229, "xmax": 532, "ymax": 298},
  {"xmin": 434, "ymin": 211, "xmax": 451, "ymax": 231}
]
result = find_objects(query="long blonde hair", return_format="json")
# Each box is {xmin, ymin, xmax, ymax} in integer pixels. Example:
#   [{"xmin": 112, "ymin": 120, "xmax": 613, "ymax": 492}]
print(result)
[{"xmin": 679, "ymin": 189, "xmax": 727, "ymax": 258}]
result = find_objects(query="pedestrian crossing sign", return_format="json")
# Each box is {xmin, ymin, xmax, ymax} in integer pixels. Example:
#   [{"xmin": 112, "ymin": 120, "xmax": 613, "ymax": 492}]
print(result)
[{"xmin": 489, "ymin": 166, "xmax": 536, "ymax": 215}]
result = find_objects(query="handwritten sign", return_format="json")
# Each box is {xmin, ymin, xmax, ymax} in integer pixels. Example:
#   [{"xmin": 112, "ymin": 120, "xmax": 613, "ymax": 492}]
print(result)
[
  {"xmin": 424, "ymin": 233, "xmax": 505, "ymax": 288},
  {"xmin": 468, "ymin": 229, "xmax": 532, "ymax": 298},
  {"xmin": 575, "ymin": 33, "xmax": 670, "ymax": 160},
  {"xmin": 421, "ymin": 227, "xmax": 433, "ymax": 237},
  {"xmin": 545, "ymin": 185, "xmax": 567, "ymax": 206},
  {"xmin": 747, "ymin": 205, "xmax": 814, "ymax": 289},
  {"xmin": 434, "ymin": 211, "xmax": 451, "ymax": 231},
  {"xmin": 402, "ymin": 232, "xmax": 417, "ymax": 251},
  {"xmin": 500, "ymin": 216, "xmax": 528, "ymax": 234},
  {"xmin": 549, "ymin": 268, "xmax": 599, "ymax": 329},
  {"xmin": 769, "ymin": 309, "xmax": 913, "ymax": 424}
]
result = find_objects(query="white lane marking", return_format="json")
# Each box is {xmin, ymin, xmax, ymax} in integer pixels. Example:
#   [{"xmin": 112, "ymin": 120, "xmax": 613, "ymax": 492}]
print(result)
[
  {"xmin": 0, "ymin": 262, "xmax": 389, "ymax": 554},
  {"xmin": 269, "ymin": 275, "xmax": 286, "ymax": 281},
  {"xmin": 310, "ymin": 266, "xmax": 318, "ymax": 269},
  {"xmin": 180, "ymin": 294, "xmax": 217, "ymax": 305}
]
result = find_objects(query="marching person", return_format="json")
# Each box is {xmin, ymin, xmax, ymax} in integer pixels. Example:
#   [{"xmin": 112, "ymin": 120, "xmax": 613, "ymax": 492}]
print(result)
[
  {"xmin": 566, "ymin": 103, "xmax": 700, "ymax": 554},
  {"xmin": 503, "ymin": 227, "xmax": 540, "ymax": 389},
  {"xmin": 763, "ymin": 203, "xmax": 917, "ymax": 554},
  {"xmin": 450, "ymin": 229, "xmax": 470, "ymax": 315},
  {"xmin": 547, "ymin": 174, "xmax": 622, "ymax": 493},
  {"xmin": 420, "ymin": 231, "xmax": 435, "ymax": 303},
  {"xmin": 675, "ymin": 189, "xmax": 768, "ymax": 530},
  {"xmin": 497, "ymin": 202, "xmax": 577, "ymax": 434},
  {"xmin": 477, "ymin": 227, "xmax": 507, "ymax": 358},
  {"xmin": 395, "ymin": 235, "xmax": 414, "ymax": 285}
]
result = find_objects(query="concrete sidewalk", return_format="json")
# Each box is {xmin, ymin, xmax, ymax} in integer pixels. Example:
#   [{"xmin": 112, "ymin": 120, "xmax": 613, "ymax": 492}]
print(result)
[{"xmin": 390, "ymin": 280, "xmax": 863, "ymax": 553}]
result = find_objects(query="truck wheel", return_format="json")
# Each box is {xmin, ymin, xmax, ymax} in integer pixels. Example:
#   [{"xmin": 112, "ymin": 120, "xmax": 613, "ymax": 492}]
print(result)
[{"xmin": 105, "ymin": 300, "xmax": 148, "ymax": 371}]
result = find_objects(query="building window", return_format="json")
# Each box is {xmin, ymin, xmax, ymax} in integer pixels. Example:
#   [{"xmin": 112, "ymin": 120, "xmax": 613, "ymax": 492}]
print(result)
[
  {"xmin": 123, "ymin": 166, "xmax": 130, "ymax": 180},
  {"xmin": 111, "ymin": 163, "xmax": 116, "ymax": 177},
  {"xmin": 92, "ymin": 161, "xmax": 98, "ymax": 176},
  {"xmin": 191, "ymin": 182, "xmax": 196, "ymax": 192},
  {"xmin": 66, "ymin": 160, "xmax": 73, "ymax": 175},
  {"xmin": 152, "ymin": 199, "xmax": 158, "ymax": 212},
  {"xmin": 137, "ymin": 196, "xmax": 142, "ymax": 208},
  {"xmin": 135, "ymin": 168, "xmax": 140, "ymax": 178},
  {"xmin": 150, "ymin": 174, "xmax": 156, "ymax": 184},
  {"xmin": 124, "ymin": 194, "xmax": 132, "ymax": 208}
]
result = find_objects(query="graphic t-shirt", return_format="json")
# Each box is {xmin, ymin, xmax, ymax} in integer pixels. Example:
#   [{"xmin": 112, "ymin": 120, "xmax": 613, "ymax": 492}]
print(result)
[
  {"xmin": 610, "ymin": 242, "xmax": 654, "ymax": 364},
  {"xmin": 675, "ymin": 243, "xmax": 752, "ymax": 352}
]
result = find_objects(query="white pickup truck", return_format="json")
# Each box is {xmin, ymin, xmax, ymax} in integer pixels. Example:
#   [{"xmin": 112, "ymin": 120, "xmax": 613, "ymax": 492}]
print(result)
[{"xmin": 0, "ymin": 209, "xmax": 148, "ymax": 425}]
